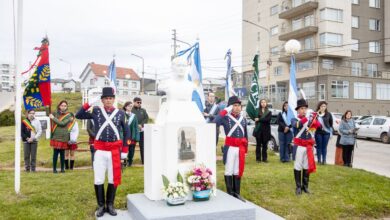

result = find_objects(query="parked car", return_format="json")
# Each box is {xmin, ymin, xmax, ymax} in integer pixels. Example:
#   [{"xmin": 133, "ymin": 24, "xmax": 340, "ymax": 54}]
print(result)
[
  {"xmin": 331, "ymin": 112, "xmax": 342, "ymax": 134},
  {"xmin": 355, "ymin": 116, "xmax": 390, "ymax": 144},
  {"xmin": 247, "ymin": 109, "xmax": 281, "ymax": 152},
  {"xmin": 354, "ymin": 115, "xmax": 371, "ymax": 124}
]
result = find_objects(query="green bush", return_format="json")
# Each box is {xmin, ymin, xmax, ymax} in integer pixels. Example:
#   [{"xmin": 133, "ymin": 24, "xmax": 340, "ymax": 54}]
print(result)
[{"xmin": 0, "ymin": 110, "xmax": 15, "ymax": 126}]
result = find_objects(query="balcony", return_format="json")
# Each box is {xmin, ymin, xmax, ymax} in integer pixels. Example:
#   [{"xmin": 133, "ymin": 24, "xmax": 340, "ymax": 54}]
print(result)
[
  {"xmin": 279, "ymin": 1, "xmax": 319, "ymax": 19},
  {"xmin": 279, "ymin": 50, "xmax": 318, "ymax": 62},
  {"xmin": 279, "ymin": 26, "xmax": 318, "ymax": 41}
]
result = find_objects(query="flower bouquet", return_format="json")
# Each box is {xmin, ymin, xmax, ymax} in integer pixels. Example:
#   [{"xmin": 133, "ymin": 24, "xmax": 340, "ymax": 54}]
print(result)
[
  {"xmin": 162, "ymin": 172, "xmax": 188, "ymax": 206},
  {"xmin": 186, "ymin": 164, "xmax": 214, "ymax": 201}
]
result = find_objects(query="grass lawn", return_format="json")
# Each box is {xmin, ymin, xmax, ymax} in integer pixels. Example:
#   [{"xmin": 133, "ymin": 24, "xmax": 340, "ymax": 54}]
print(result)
[{"xmin": 1, "ymin": 125, "xmax": 390, "ymax": 219}]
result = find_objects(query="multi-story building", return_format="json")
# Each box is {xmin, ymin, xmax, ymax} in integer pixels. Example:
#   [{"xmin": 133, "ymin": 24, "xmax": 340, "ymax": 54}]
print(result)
[
  {"xmin": 0, "ymin": 63, "xmax": 15, "ymax": 92},
  {"xmin": 243, "ymin": 0, "xmax": 390, "ymax": 115},
  {"xmin": 79, "ymin": 62, "xmax": 141, "ymax": 95}
]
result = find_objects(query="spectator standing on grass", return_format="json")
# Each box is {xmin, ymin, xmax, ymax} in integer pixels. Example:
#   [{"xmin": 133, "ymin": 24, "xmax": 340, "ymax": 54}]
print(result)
[
  {"xmin": 339, "ymin": 110, "xmax": 358, "ymax": 167},
  {"xmin": 123, "ymin": 101, "xmax": 140, "ymax": 167},
  {"xmin": 277, "ymin": 101, "xmax": 293, "ymax": 163},
  {"xmin": 21, "ymin": 109, "xmax": 42, "ymax": 172},
  {"xmin": 253, "ymin": 99, "xmax": 271, "ymax": 163},
  {"xmin": 132, "ymin": 97, "xmax": 149, "ymax": 165},
  {"xmin": 314, "ymin": 101, "xmax": 333, "ymax": 165},
  {"xmin": 203, "ymin": 92, "xmax": 221, "ymax": 145}
]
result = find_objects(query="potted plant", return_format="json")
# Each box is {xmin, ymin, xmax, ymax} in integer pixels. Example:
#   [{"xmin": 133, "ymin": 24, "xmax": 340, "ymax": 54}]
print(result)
[
  {"xmin": 162, "ymin": 172, "xmax": 188, "ymax": 206},
  {"xmin": 186, "ymin": 164, "xmax": 214, "ymax": 201}
]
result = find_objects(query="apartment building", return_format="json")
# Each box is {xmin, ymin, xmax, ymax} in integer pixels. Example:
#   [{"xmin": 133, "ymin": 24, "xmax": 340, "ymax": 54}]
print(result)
[
  {"xmin": 0, "ymin": 63, "xmax": 15, "ymax": 92},
  {"xmin": 242, "ymin": 0, "xmax": 390, "ymax": 115}
]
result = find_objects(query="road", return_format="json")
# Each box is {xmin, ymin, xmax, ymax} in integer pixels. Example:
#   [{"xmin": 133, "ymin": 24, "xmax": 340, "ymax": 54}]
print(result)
[{"xmin": 326, "ymin": 136, "xmax": 390, "ymax": 177}]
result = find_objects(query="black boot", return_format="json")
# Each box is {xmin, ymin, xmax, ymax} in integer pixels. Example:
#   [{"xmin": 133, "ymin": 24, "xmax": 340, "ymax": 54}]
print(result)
[
  {"xmin": 302, "ymin": 169, "xmax": 311, "ymax": 194},
  {"xmin": 106, "ymin": 184, "xmax": 117, "ymax": 216},
  {"xmin": 232, "ymin": 175, "xmax": 246, "ymax": 202},
  {"xmin": 94, "ymin": 184, "xmax": 105, "ymax": 217},
  {"xmin": 224, "ymin": 175, "xmax": 233, "ymax": 196},
  {"xmin": 70, "ymin": 160, "xmax": 75, "ymax": 170},
  {"xmin": 53, "ymin": 150, "xmax": 58, "ymax": 173},
  {"xmin": 65, "ymin": 159, "xmax": 69, "ymax": 170},
  {"xmin": 294, "ymin": 170, "xmax": 302, "ymax": 195}
]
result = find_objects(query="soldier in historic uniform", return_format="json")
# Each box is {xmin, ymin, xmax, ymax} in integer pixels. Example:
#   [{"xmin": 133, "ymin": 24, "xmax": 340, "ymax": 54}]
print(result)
[
  {"xmin": 213, "ymin": 96, "xmax": 248, "ymax": 201},
  {"xmin": 291, "ymin": 99, "xmax": 321, "ymax": 195},
  {"xmin": 76, "ymin": 87, "xmax": 130, "ymax": 217}
]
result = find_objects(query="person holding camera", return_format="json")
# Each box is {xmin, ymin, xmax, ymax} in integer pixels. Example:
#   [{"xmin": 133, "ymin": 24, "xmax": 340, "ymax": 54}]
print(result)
[{"xmin": 338, "ymin": 110, "xmax": 358, "ymax": 167}]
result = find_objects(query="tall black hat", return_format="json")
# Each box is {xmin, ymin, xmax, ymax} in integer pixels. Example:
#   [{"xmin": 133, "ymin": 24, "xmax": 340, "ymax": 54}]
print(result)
[
  {"xmin": 101, "ymin": 87, "xmax": 115, "ymax": 99},
  {"xmin": 227, "ymin": 96, "xmax": 241, "ymax": 107},
  {"xmin": 295, "ymin": 99, "xmax": 308, "ymax": 110}
]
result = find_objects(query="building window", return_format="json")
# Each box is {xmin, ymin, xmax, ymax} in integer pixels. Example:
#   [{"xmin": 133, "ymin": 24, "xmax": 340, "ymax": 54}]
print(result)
[
  {"xmin": 320, "ymin": 33, "xmax": 342, "ymax": 46},
  {"xmin": 322, "ymin": 59, "xmax": 334, "ymax": 70},
  {"xmin": 376, "ymin": 83, "xmax": 390, "ymax": 100},
  {"xmin": 351, "ymin": 62, "xmax": 362, "ymax": 76},
  {"xmin": 123, "ymin": 81, "xmax": 128, "ymax": 87},
  {"xmin": 367, "ymin": 63, "xmax": 378, "ymax": 77},
  {"xmin": 259, "ymin": 69, "xmax": 267, "ymax": 78},
  {"xmin": 270, "ymin": 5, "xmax": 279, "ymax": 15},
  {"xmin": 271, "ymin": 46, "xmax": 279, "ymax": 56},
  {"xmin": 369, "ymin": 19, "xmax": 380, "ymax": 31},
  {"xmin": 274, "ymin": 66, "xmax": 282, "ymax": 76},
  {"xmin": 320, "ymin": 8, "xmax": 343, "ymax": 22},
  {"xmin": 301, "ymin": 82, "xmax": 315, "ymax": 99},
  {"xmin": 304, "ymin": 14, "xmax": 314, "ymax": 26},
  {"xmin": 132, "ymin": 82, "xmax": 137, "ymax": 88},
  {"xmin": 352, "ymin": 16, "xmax": 359, "ymax": 28},
  {"xmin": 270, "ymin": 26, "xmax": 278, "ymax": 36},
  {"xmin": 319, "ymin": 84, "xmax": 326, "ymax": 101},
  {"xmin": 331, "ymin": 80, "xmax": 349, "ymax": 98},
  {"xmin": 292, "ymin": 18, "xmax": 303, "ymax": 31},
  {"xmin": 116, "ymin": 80, "xmax": 119, "ymax": 86},
  {"xmin": 369, "ymin": 41, "xmax": 381, "ymax": 53},
  {"xmin": 351, "ymin": 39, "xmax": 359, "ymax": 51},
  {"xmin": 292, "ymin": 0, "xmax": 307, "ymax": 7},
  {"xmin": 257, "ymin": 32, "xmax": 260, "ymax": 42},
  {"xmin": 90, "ymin": 79, "xmax": 95, "ymax": 85},
  {"xmin": 303, "ymin": 36, "xmax": 314, "ymax": 51},
  {"xmin": 354, "ymin": 82, "xmax": 372, "ymax": 99},
  {"xmin": 352, "ymin": 0, "xmax": 359, "ymax": 4},
  {"xmin": 123, "ymin": 90, "xmax": 128, "ymax": 95},
  {"xmin": 297, "ymin": 60, "xmax": 313, "ymax": 71},
  {"xmin": 369, "ymin": 0, "xmax": 380, "ymax": 8},
  {"xmin": 104, "ymin": 79, "xmax": 109, "ymax": 86},
  {"xmin": 257, "ymin": 12, "xmax": 261, "ymax": 22}
]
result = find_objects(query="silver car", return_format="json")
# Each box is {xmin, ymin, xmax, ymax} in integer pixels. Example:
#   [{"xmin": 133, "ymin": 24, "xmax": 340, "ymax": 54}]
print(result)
[
  {"xmin": 247, "ymin": 109, "xmax": 281, "ymax": 152},
  {"xmin": 356, "ymin": 116, "xmax": 390, "ymax": 144}
]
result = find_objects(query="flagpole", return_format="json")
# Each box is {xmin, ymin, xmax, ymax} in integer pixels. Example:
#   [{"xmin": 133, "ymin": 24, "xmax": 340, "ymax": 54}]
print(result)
[{"xmin": 14, "ymin": 0, "xmax": 23, "ymax": 194}]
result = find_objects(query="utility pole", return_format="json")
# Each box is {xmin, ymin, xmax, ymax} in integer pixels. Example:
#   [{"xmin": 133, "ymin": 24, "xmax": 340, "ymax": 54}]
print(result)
[{"xmin": 172, "ymin": 29, "xmax": 177, "ymax": 60}]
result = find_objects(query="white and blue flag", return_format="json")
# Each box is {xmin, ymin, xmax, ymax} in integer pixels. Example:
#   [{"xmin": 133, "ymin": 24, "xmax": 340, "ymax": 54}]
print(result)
[
  {"xmin": 177, "ymin": 42, "xmax": 206, "ymax": 112},
  {"xmin": 107, "ymin": 59, "xmax": 117, "ymax": 93},
  {"xmin": 224, "ymin": 49, "xmax": 236, "ymax": 101},
  {"xmin": 287, "ymin": 55, "xmax": 298, "ymax": 126}
]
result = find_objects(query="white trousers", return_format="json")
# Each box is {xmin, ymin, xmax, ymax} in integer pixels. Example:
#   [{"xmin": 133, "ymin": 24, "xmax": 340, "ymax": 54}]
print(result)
[
  {"xmin": 225, "ymin": 147, "xmax": 239, "ymax": 176},
  {"xmin": 294, "ymin": 146, "xmax": 308, "ymax": 170},
  {"xmin": 94, "ymin": 150, "xmax": 113, "ymax": 184}
]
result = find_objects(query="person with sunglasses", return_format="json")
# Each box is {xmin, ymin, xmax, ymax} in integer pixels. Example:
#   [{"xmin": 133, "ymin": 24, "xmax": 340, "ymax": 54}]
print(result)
[{"xmin": 132, "ymin": 97, "xmax": 149, "ymax": 165}]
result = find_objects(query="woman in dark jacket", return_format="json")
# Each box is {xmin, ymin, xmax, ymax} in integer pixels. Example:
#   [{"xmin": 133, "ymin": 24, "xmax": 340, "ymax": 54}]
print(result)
[
  {"xmin": 253, "ymin": 99, "xmax": 272, "ymax": 162},
  {"xmin": 314, "ymin": 101, "xmax": 333, "ymax": 165},
  {"xmin": 277, "ymin": 101, "xmax": 292, "ymax": 162}
]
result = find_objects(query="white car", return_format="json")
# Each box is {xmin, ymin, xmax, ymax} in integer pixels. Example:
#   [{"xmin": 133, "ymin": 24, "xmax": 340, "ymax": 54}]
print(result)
[
  {"xmin": 355, "ymin": 116, "xmax": 390, "ymax": 144},
  {"xmin": 247, "ymin": 109, "xmax": 281, "ymax": 152}
]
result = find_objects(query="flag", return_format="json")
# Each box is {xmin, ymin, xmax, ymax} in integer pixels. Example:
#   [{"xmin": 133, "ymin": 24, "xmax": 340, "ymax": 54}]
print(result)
[
  {"xmin": 246, "ymin": 55, "xmax": 260, "ymax": 120},
  {"xmin": 287, "ymin": 55, "xmax": 298, "ymax": 125},
  {"xmin": 107, "ymin": 59, "xmax": 117, "ymax": 93},
  {"xmin": 177, "ymin": 42, "xmax": 206, "ymax": 112},
  {"xmin": 224, "ymin": 49, "xmax": 236, "ymax": 101},
  {"xmin": 23, "ymin": 37, "xmax": 51, "ymax": 110}
]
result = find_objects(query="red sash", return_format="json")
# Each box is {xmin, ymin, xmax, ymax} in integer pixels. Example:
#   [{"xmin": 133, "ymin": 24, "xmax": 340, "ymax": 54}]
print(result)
[
  {"xmin": 293, "ymin": 138, "xmax": 316, "ymax": 174},
  {"xmin": 225, "ymin": 137, "xmax": 248, "ymax": 177},
  {"xmin": 94, "ymin": 140, "xmax": 123, "ymax": 187}
]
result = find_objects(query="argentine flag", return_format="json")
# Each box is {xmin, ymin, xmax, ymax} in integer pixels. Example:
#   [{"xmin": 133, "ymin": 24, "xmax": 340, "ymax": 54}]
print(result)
[
  {"xmin": 107, "ymin": 59, "xmax": 117, "ymax": 93},
  {"xmin": 287, "ymin": 55, "xmax": 298, "ymax": 125},
  {"xmin": 177, "ymin": 43, "xmax": 206, "ymax": 112}
]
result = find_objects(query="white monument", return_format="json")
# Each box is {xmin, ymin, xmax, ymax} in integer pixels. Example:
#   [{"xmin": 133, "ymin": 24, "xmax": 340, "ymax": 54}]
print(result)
[{"xmin": 144, "ymin": 57, "xmax": 217, "ymax": 200}]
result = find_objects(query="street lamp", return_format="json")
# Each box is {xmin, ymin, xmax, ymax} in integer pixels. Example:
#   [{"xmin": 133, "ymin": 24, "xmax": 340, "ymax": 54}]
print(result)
[
  {"xmin": 243, "ymin": 19, "xmax": 272, "ymax": 100},
  {"xmin": 131, "ymin": 53, "xmax": 145, "ymax": 94},
  {"xmin": 58, "ymin": 58, "xmax": 72, "ymax": 78}
]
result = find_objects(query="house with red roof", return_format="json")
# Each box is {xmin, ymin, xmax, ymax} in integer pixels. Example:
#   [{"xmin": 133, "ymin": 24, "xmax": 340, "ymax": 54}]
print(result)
[{"xmin": 79, "ymin": 62, "xmax": 141, "ymax": 95}]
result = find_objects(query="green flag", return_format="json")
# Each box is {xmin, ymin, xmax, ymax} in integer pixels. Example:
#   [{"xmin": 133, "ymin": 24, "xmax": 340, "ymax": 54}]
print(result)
[{"xmin": 246, "ymin": 55, "xmax": 259, "ymax": 120}]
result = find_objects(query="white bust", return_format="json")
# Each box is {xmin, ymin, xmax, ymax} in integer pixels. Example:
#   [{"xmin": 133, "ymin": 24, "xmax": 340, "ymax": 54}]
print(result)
[{"xmin": 166, "ymin": 57, "xmax": 193, "ymax": 101}]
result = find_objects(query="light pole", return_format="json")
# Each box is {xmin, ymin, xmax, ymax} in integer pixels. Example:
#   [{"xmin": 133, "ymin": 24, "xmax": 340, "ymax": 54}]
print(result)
[
  {"xmin": 131, "ymin": 53, "xmax": 145, "ymax": 94},
  {"xmin": 243, "ymin": 19, "xmax": 272, "ymax": 101},
  {"xmin": 58, "ymin": 58, "xmax": 72, "ymax": 77}
]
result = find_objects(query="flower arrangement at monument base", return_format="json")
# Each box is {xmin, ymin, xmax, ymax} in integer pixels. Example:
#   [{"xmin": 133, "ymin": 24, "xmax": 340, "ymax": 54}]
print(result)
[
  {"xmin": 162, "ymin": 172, "xmax": 188, "ymax": 206},
  {"xmin": 186, "ymin": 164, "xmax": 214, "ymax": 201}
]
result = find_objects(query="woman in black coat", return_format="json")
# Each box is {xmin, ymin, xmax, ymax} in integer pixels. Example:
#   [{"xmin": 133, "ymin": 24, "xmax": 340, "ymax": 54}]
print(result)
[
  {"xmin": 253, "ymin": 99, "xmax": 272, "ymax": 162},
  {"xmin": 277, "ymin": 101, "xmax": 293, "ymax": 162}
]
